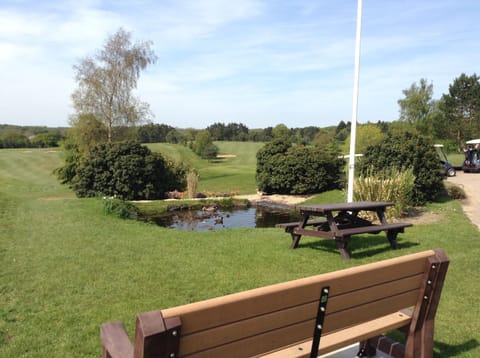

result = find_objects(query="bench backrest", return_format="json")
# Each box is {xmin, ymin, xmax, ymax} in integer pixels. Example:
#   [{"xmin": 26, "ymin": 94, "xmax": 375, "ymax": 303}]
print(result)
[{"xmin": 102, "ymin": 249, "xmax": 448, "ymax": 358}]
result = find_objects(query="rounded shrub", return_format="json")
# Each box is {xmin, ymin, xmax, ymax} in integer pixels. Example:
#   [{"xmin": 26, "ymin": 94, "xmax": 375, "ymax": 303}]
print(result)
[
  {"xmin": 256, "ymin": 139, "xmax": 344, "ymax": 195},
  {"xmin": 71, "ymin": 141, "xmax": 186, "ymax": 200},
  {"xmin": 357, "ymin": 132, "xmax": 443, "ymax": 205}
]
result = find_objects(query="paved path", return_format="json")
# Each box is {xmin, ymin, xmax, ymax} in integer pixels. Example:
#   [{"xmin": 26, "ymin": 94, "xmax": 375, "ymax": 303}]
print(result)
[{"xmin": 447, "ymin": 171, "xmax": 480, "ymax": 230}]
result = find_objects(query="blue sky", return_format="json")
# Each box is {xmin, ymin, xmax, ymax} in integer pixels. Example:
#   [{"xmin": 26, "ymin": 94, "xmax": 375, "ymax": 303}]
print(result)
[{"xmin": 1, "ymin": 0, "xmax": 479, "ymax": 129}]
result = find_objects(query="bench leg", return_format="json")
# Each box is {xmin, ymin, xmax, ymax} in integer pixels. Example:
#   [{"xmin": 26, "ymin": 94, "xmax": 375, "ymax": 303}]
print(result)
[
  {"xmin": 387, "ymin": 230, "xmax": 400, "ymax": 249},
  {"xmin": 359, "ymin": 336, "xmax": 405, "ymax": 358},
  {"xmin": 335, "ymin": 236, "xmax": 351, "ymax": 259},
  {"xmin": 357, "ymin": 340, "xmax": 376, "ymax": 357}
]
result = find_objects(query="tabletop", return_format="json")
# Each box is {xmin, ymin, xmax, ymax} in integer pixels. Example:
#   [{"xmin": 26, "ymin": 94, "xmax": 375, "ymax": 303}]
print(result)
[{"xmin": 297, "ymin": 201, "xmax": 394, "ymax": 214}]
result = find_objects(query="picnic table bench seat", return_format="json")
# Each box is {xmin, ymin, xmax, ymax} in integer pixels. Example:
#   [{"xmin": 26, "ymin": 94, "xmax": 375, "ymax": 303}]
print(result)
[
  {"xmin": 101, "ymin": 249, "xmax": 449, "ymax": 358},
  {"xmin": 275, "ymin": 219, "xmax": 327, "ymax": 232},
  {"xmin": 293, "ymin": 222, "xmax": 412, "ymax": 240}
]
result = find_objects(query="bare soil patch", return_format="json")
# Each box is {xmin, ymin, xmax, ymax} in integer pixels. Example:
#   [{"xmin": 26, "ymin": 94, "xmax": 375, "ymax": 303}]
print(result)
[
  {"xmin": 234, "ymin": 194, "xmax": 314, "ymax": 206},
  {"xmin": 400, "ymin": 210, "xmax": 444, "ymax": 225}
]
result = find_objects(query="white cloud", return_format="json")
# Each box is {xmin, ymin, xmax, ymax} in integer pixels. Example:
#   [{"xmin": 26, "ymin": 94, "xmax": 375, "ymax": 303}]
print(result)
[{"xmin": 2, "ymin": 0, "xmax": 480, "ymax": 128}]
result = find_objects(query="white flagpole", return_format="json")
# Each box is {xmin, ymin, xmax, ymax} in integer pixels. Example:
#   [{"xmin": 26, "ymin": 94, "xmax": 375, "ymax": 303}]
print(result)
[{"xmin": 347, "ymin": 0, "xmax": 363, "ymax": 203}]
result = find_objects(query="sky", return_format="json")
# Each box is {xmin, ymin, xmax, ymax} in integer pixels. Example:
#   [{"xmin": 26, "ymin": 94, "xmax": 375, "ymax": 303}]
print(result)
[{"xmin": 1, "ymin": 0, "xmax": 480, "ymax": 130}]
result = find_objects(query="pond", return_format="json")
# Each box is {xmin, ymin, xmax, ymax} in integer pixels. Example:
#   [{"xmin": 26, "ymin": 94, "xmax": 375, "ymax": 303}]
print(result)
[{"xmin": 142, "ymin": 204, "xmax": 302, "ymax": 231}]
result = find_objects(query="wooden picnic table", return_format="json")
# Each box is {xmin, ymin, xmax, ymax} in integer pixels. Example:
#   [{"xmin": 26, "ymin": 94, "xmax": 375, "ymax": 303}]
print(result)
[{"xmin": 276, "ymin": 201, "xmax": 412, "ymax": 259}]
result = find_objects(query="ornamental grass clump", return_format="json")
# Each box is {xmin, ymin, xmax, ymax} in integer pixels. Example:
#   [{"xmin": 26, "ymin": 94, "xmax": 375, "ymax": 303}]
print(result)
[
  {"xmin": 354, "ymin": 166, "xmax": 415, "ymax": 218},
  {"xmin": 187, "ymin": 170, "xmax": 199, "ymax": 199}
]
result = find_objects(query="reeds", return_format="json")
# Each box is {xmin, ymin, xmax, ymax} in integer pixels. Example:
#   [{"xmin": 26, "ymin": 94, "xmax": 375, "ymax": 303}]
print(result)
[
  {"xmin": 354, "ymin": 166, "xmax": 415, "ymax": 218},
  {"xmin": 187, "ymin": 169, "xmax": 199, "ymax": 199}
]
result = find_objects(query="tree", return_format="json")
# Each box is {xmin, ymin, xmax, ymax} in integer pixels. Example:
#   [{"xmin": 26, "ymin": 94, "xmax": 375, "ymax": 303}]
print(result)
[
  {"xmin": 69, "ymin": 113, "xmax": 108, "ymax": 154},
  {"xmin": 71, "ymin": 28, "xmax": 157, "ymax": 143},
  {"xmin": 343, "ymin": 123, "xmax": 385, "ymax": 155},
  {"xmin": 335, "ymin": 121, "xmax": 349, "ymax": 141},
  {"xmin": 397, "ymin": 79, "xmax": 435, "ymax": 134},
  {"xmin": 272, "ymin": 124, "xmax": 290, "ymax": 140},
  {"xmin": 192, "ymin": 130, "xmax": 219, "ymax": 160},
  {"xmin": 314, "ymin": 128, "xmax": 334, "ymax": 147},
  {"xmin": 441, "ymin": 73, "xmax": 480, "ymax": 146},
  {"xmin": 30, "ymin": 132, "xmax": 63, "ymax": 148},
  {"xmin": 137, "ymin": 123, "xmax": 176, "ymax": 143}
]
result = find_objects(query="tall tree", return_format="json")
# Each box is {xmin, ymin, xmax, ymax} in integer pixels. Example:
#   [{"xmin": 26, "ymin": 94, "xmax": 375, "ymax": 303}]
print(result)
[
  {"xmin": 397, "ymin": 78, "xmax": 435, "ymax": 134},
  {"xmin": 272, "ymin": 124, "xmax": 290, "ymax": 140},
  {"xmin": 343, "ymin": 123, "xmax": 385, "ymax": 154},
  {"xmin": 71, "ymin": 28, "xmax": 157, "ymax": 143},
  {"xmin": 193, "ymin": 130, "xmax": 218, "ymax": 160},
  {"xmin": 441, "ymin": 73, "xmax": 480, "ymax": 146}
]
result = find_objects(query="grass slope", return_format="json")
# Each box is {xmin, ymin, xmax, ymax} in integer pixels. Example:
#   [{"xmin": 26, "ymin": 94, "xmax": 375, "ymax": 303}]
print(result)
[
  {"xmin": 0, "ymin": 147, "xmax": 479, "ymax": 357},
  {"xmin": 148, "ymin": 141, "xmax": 264, "ymax": 194}
]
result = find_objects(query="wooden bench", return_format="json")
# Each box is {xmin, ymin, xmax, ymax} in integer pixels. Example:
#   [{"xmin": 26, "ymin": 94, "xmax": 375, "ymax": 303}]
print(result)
[{"xmin": 101, "ymin": 249, "xmax": 449, "ymax": 358}]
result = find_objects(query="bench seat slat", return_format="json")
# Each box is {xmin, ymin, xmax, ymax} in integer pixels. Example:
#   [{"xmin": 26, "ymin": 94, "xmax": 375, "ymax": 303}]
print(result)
[
  {"xmin": 275, "ymin": 219, "xmax": 326, "ymax": 229},
  {"xmin": 261, "ymin": 311, "xmax": 411, "ymax": 358},
  {"xmin": 339, "ymin": 222, "xmax": 412, "ymax": 236},
  {"xmin": 293, "ymin": 222, "xmax": 412, "ymax": 239}
]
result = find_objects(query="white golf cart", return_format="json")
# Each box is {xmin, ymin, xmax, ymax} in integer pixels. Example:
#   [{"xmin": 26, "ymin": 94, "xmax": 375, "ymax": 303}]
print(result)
[
  {"xmin": 463, "ymin": 139, "xmax": 480, "ymax": 173},
  {"xmin": 434, "ymin": 144, "xmax": 456, "ymax": 177}
]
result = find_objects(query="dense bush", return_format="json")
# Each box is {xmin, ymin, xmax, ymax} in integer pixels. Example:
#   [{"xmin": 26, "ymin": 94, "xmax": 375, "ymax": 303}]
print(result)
[
  {"xmin": 62, "ymin": 141, "xmax": 186, "ymax": 200},
  {"xmin": 0, "ymin": 126, "xmax": 65, "ymax": 148},
  {"xmin": 444, "ymin": 182, "xmax": 466, "ymax": 200},
  {"xmin": 357, "ymin": 132, "xmax": 443, "ymax": 205},
  {"xmin": 0, "ymin": 131, "xmax": 30, "ymax": 148},
  {"xmin": 256, "ymin": 139, "xmax": 344, "ymax": 194}
]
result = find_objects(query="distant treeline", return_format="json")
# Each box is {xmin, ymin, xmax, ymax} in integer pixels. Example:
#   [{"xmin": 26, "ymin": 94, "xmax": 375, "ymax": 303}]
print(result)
[
  {"xmin": 0, "ymin": 125, "xmax": 66, "ymax": 148},
  {"xmin": 0, "ymin": 120, "xmax": 369, "ymax": 148},
  {"xmin": 137, "ymin": 122, "xmax": 341, "ymax": 145}
]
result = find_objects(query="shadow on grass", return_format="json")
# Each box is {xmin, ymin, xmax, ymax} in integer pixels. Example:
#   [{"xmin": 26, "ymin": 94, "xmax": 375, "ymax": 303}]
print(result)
[
  {"xmin": 298, "ymin": 235, "xmax": 420, "ymax": 259},
  {"xmin": 435, "ymin": 338, "xmax": 479, "ymax": 357}
]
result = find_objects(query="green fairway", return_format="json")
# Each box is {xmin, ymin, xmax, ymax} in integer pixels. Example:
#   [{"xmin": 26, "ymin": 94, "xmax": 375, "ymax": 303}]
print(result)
[
  {"xmin": 1, "ymin": 146, "xmax": 480, "ymax": 357},
  {"xmin": 148, "ymin": 141, "xmax": 264, "ymax": 194}
]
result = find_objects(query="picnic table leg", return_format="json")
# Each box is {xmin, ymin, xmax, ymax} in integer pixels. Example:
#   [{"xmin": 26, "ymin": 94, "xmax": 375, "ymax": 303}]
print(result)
[
  {"xmin": 376, "ymin": 208, "xmax": 388, "ymax": 224},
  {"xmin": 387, "ymin": 230, "xmax": 399, "ymax": 249},
  {"xmin": 290, "ymin": 233, "xmax": 302, "ymax": 249},
  {"xmin": 290, "ymin": 214, "xmax": 310, "ymax": 249},
  {"xmin": 335, "ymin": 236, "xmax": 351, "ymax": 259}
]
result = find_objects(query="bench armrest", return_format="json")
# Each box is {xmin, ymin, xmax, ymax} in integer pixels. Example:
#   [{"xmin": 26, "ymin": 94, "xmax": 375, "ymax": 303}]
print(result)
[{"xmin": 101, "ymin": 322, "xmax": 134, "ymax": 358}]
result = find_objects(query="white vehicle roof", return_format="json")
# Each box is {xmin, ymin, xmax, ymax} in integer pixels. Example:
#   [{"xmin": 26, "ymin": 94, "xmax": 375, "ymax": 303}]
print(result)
[{"xmin": 466, "ymin": 138, "xmax": 480, "ymax": 144}]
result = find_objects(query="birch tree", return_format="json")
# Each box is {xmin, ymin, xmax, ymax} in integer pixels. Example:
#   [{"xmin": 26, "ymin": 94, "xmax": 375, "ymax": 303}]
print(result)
[{"xmin": 71, "ymin": 28, "xmax": 157, "ymax": 143}]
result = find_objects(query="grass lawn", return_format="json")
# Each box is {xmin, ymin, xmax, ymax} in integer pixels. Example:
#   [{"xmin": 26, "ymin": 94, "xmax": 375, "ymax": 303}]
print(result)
[
  {"xmin": 147, "ymin": 141, "xmax": 264, "ymax": 194},
  {"xmin": 1, "ymin": 146, "xmax": 479, "ymax": 357}
]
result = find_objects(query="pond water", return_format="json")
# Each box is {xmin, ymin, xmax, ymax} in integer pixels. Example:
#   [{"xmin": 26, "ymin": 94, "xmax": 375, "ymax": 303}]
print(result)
[{"xmin": 143, "ymin": 205, "xmax": 302, "ymax": 231}]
